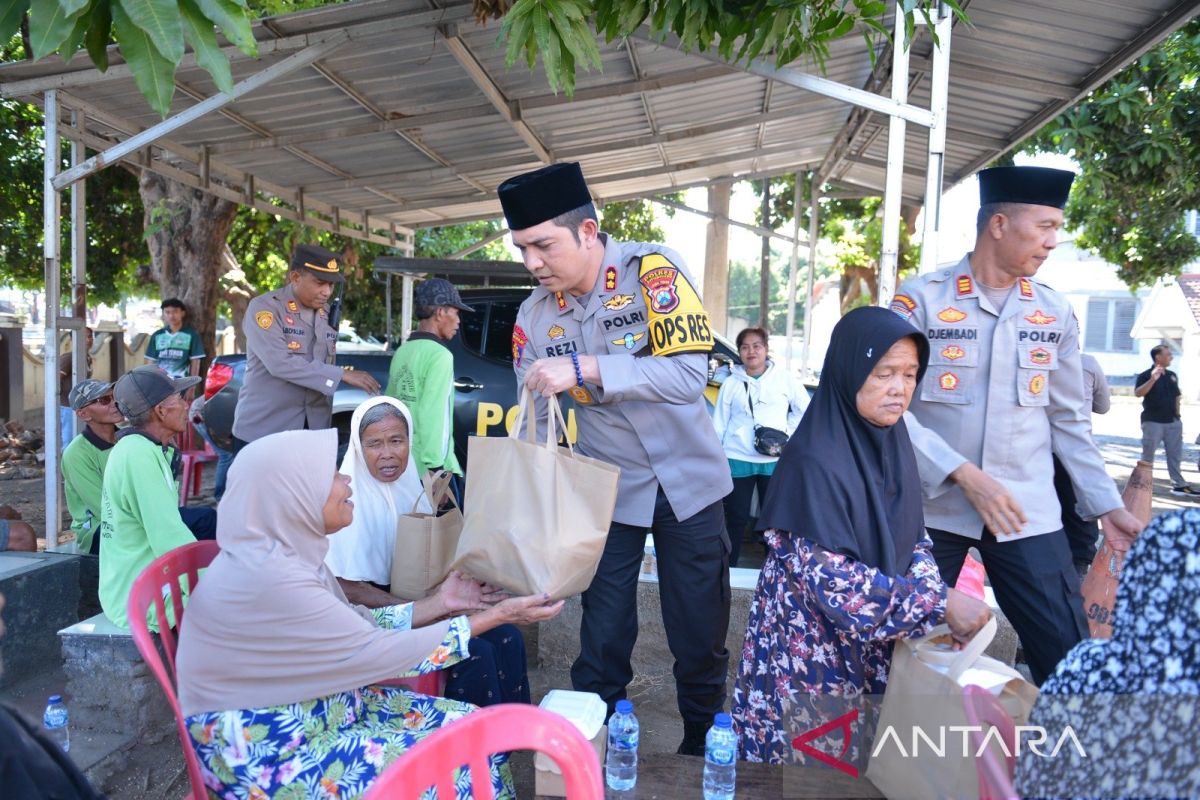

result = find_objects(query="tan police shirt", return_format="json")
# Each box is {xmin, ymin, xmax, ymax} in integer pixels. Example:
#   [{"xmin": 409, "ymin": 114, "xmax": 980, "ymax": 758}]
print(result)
[
  {"xmin": 893, "ymin": 255, "xmax": 1122, "ymax": 540},
  {"xmin": 513, "ymin": 234, "xmax": 732, "ymax": 527},
  {"xmin": 232, "ymin": 283, "xmax": 343, "ymax": 442}
]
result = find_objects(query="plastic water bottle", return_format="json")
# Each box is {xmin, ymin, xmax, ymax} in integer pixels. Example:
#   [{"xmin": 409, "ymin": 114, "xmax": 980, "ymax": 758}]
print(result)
[
  {"xmin": 43, "ymin": 695, "xmax": 70, "ymax": 753},
  {"xmin": 703, "ymin": 712, "xmax": 736, "ymax": 800},
  {"xmin": 605, "ymin": 699, "xmax": 639, "ymax": 791}
]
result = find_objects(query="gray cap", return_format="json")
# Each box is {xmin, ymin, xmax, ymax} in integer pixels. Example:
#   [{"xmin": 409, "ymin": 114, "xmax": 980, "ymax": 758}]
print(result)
[
  {"xmin": 415, "ymin": 278, "xmax": 472, "ymax": 312},
  {"xmin": 68, "ymin": 379, "xmax": 114, "ymax": 411},
  {"xmin": 113, "ymin": 366, "xmax": 201, "ymax": 418}
]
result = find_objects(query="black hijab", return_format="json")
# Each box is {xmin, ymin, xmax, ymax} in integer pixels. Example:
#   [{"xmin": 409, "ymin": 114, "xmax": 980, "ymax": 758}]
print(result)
[{"xmin": 756, "ymin": 306, "xmax": 930, "ymax": 576}]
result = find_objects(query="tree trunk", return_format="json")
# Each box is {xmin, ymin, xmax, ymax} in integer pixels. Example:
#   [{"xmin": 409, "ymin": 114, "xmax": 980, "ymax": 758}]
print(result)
[
  {"xmin": 138, "ymin": 173, "xmax": 239, "ymax": 376},
  {"xmin": 219, "ymin": 245, "xmax": 253, "ymax": 354}
]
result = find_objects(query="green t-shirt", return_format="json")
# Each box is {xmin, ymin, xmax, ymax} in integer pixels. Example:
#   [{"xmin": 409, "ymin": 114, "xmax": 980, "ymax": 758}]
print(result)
[
  {"xmin": 145, "ymin": 326, "xmax": 204, "ymax": 379},
  {"xmin": 61, "ymin": 427, "xmax": 114, "ymax": 554},
  {"xmin": 385, "ymin": 334, "xmax": 461, "ymax": 476},
  {"xmin": 98, "ymin": 432, "xmax": 195, "ymax": 629}
]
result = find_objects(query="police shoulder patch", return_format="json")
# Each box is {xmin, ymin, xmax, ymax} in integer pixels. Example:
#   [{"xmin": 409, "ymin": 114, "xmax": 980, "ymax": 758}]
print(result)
[
  {"xmin": 637, "ymin": 253, "xmax": 713, "ymax": 356},
  {"xmin": 512, "ymin": 324, "xmax": 528, "ymax": 366},
  {"xmin": 890, "ymin": 293, "xmax": 916, "ymax": 320},
  {"xmin": 255, "ymin": 311, "xmax": 274, "ymax": 330}
]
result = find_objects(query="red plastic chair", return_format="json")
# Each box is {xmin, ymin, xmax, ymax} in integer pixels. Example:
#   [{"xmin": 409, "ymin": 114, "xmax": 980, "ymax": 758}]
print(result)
[
  {"xmin": 963, "ymin": 684, "xmax": 1019, "ymax": 800},
  {"xmin": 365, "ymin": 703, "xmax": 604, "ymax": 800},
  {"xmin": 128, "ymin": 540, "xmax": 221, "ymax": 800},
  {"xmin": 178, "ymin": 423, "xmax": 217, "ymax": 505}
]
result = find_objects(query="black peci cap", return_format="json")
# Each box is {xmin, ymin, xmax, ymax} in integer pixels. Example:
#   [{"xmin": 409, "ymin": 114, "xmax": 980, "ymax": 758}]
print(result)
[
  {"xmin": 978, "ymin": 166, "xmax": 1074, "ymax": 209},
  {"xmin": 497, "ymin": 162, "xmax": 593, "ymax": 231},
  {"xmin": 291, "ymin": 244, "xmax": 345, "ymax": 283}
]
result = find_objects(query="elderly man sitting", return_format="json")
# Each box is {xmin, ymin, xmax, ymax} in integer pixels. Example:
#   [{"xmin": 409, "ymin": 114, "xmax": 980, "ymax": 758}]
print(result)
[{"xmin": 98, "ymin": 366, "xmax": 215, "ymax": 629}]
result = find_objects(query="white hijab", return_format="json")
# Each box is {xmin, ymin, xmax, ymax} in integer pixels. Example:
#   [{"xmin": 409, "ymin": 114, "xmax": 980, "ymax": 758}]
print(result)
[{"xmin": 325, "ymin": 396, "xmax": 432, "ymax": 585}]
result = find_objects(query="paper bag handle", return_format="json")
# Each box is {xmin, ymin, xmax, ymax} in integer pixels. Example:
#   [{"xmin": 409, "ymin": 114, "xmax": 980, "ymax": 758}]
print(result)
[
  {"xmin": 912, "ymin": 616, "xmax": 997, "ymax": 682},
  {"xmin": 412, "ymin": 469, "xmax": 457, "ymax": 514},
  {"xmin": 511, "ymin": 386, "xmax": 574, "ymax": 454}
]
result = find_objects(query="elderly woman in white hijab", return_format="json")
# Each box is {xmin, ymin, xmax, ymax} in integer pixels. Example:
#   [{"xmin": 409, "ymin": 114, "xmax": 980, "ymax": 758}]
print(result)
[
  {"xmin": 326, "ymin": 396, "xmax": 534, "ymax": 707},
  {"xmin": 176, "ymin": 428, "xmax": 563, "ymax": 799}
]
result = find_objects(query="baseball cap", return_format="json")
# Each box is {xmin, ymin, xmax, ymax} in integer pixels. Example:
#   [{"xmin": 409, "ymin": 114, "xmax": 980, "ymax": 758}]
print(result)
[
  {"xmin": 290, "ymin": 244, "xmax": 345, "ymax": 283},
  {"xmin": 415, "ymin": 278, "xmax": 473, "ymax": 312},
  {"xmin": 113, "ymin": 366, "xmax": 201, "ymax": 418},
  {"xmin": 68, "ymin": 379, "xmax": 114, "ymax": 412}
]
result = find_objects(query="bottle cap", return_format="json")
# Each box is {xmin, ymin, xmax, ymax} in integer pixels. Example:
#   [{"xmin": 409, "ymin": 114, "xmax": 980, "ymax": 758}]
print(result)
[
  {"xmin": 714, "ymin": 712, "xmax": 732, "ymax": 728},
  {"xmin": 48, "ymin": 695, "xmax": 62, "ymax": 704},
  {"xmin": 615, "ymin": 699, "xmax": 633, "ymax": 715}
]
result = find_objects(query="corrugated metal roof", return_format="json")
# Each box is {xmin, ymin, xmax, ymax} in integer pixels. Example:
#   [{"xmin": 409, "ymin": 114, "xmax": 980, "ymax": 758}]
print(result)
[{"xmin": 1, "ymin": 0, "xmax": 1196, "ymax": 241}]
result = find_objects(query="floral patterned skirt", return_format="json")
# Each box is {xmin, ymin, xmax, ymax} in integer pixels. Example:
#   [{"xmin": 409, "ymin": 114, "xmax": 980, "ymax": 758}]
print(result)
[{"xmin": 186, "ymin": 685, "xmax": 514, "ymax": 799}]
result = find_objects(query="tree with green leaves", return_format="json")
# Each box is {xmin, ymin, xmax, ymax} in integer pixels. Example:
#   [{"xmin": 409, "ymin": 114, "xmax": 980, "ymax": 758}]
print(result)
[
  {"xmin": 751, "ymin": 174, "xmax": 919, "ymax": 317},
  {"xmin": 7, "ymin": 0, "xmax": 960, "ymax": 114},
  {"xmin": 1022, "ymin": 19, "xmax": 1200, "ymax": 289}
]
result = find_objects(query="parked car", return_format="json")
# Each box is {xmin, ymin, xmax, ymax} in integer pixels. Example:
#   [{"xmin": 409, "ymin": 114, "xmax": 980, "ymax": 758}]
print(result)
[{"xmin": 202, "ymin": 288, "xmax": 743, "ymax": 462}]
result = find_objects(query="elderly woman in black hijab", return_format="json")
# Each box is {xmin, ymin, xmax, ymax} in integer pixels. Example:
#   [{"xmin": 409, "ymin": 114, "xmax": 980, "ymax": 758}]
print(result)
[{"xmin": 732, "ymin": 306, "xmax": 992, "ymax": 764}]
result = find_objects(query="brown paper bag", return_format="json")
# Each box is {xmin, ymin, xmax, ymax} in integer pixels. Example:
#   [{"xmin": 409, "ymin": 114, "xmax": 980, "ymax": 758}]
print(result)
[
  {"xmin": 1081, "ymin": 459, "xmax": 1153, "ymax": 638},
  {"xmin": 866, "ymin": 618, "xmax": 1038, "ymax": 800},
  {"xmin": 389, "ymin": 470, "xmax": 462, "ymax": 601},
  {"xmin": 451, "ymin": 389, "xmax": 620, "ymax": 599}
]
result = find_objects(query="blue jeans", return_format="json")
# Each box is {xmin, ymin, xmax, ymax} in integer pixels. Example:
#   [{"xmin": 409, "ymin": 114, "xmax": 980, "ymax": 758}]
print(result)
[
  {"xmin": 59, "ymin": 406, "xmax": 76, "ymax": 452},
  {"xmin": 193, "ymin": 420, "xmax": 232, "ymax": 500}
]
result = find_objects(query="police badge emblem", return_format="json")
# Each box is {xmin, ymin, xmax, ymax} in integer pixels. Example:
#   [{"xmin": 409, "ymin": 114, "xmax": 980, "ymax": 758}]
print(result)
[
  {"xmin": 639, "ymin": 265, "xmax": 680, "ymax": 313},
  {"xmin": 255, "ymin": 311, "xmax": 274, "ymax": 329}
]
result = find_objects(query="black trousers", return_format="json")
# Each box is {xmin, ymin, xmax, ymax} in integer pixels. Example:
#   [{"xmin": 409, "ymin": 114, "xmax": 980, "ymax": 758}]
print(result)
[
  {"xmin": 1052, "ymin": 455, "xmax": 1099, "ymax": 571},
  {"xmin": 722, "ymin": 473, "xmax": 772, "ymax": 567},
  {"xmin": 571, "ymin": 488, "xmax": 731, "ymax": 724},
  {"xmin": 930, "ymin": 527, "xmax": 1087, "ymax": 686}
]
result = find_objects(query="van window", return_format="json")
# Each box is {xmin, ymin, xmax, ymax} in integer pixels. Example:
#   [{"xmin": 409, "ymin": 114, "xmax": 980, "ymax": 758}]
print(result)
[
  {"xmin": 459, "ymin": 303, "xmax": 486, "ymax": 355},
  {"xmin": 483, "ymin": 301, "xmax": 523, "ymax": 363}
]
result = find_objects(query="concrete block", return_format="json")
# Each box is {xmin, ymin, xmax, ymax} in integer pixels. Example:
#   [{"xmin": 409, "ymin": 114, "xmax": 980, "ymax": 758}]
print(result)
[
  {"xmin": 0, "ymin": 552, "xmax": 80, "ymax": 687},
  {"xmin": 58, "ymin": 614, "xmax": 174, "ymax": 743}
]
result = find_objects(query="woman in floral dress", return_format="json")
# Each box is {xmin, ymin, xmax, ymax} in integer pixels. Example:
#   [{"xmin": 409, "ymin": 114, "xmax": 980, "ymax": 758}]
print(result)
[
  {"xmin": 732, "ymin": 306, "xmax": 992, "ymax": 765},
  {"xmin": 175, "ymin": 428, "xmax": 564, "ymax": 799}
]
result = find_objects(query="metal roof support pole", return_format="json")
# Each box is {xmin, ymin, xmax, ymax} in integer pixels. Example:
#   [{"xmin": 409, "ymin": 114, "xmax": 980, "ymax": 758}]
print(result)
[
  {"xmin": 51, "ymin": 32, "xmax": 348, "ymax": 191},
  {"xmin": 43, "ymin": 90, "xmax": 62, "ymax": 549},
  {"xmin": 401, "ymin": 274, "xmax": 414, "ymax": 341},
  {"xmin": 384, "ymin": 273, "xmax": 393, "ymax": 349},
  {"xmin": 920, "ymin": 3, "xmax": 952, "ymax": 273},
  {"xmin": 69, "ymin": 114, "xmax": 87, "ymax": 447},
  {"xmin": 878, "ymin": 6, "xmax": 910, "ymax": 307},
  {"xmin": 783, "ymin": 173, "xmax": 803, "ymax": 371},
  {"xmin": 800, "ymin": 172, "xmax": 820, "ymax": 378}
]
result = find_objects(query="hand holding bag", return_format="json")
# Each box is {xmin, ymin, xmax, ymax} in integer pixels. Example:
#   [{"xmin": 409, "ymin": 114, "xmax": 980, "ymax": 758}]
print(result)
[
  {"xmin": 450, "ymin": 388, "xmax": 620, "ymax": 599},
  {"xmin": 866, "ymin": 618, "xmax": 1038, "ymax": 800},
  {"xmin": 389, "ymin": 470, "xmax": 462, "ymax": 601}
]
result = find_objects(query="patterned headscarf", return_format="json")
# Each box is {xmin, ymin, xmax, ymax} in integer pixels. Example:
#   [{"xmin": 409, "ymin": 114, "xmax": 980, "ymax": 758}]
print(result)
[{"xmin": 1016, "ymin": 508, "xmax": 1200, "ymax": 798}]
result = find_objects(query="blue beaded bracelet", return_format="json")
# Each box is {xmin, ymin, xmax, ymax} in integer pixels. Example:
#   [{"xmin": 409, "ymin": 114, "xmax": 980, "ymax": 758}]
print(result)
[{"xmin": 570, "ymin": 351, "xmax": 585, "ymax": 387}]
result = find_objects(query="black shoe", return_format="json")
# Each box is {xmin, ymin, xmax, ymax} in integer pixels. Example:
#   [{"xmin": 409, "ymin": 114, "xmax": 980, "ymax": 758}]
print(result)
[
  {"xmin": 1171, "ymin": 485, "xmax": 1200, "ymax": 497},
  {"xmin": 676, "ymin": 720, "xmax": 712, "ymax": 757}
]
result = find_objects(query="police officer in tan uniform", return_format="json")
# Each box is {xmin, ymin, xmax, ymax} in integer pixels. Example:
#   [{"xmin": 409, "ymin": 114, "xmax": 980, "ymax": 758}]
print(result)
[
  {"xmin": 892, "ymin": 166, "xmax": 1142, "ymax": 684},
  {"xmin": 500, "ymin": 163, "xmax": 731, "ymax": 755},
  {"xmin": 232, "ymin": 244, "xmax": 379, "ymax": 451}
]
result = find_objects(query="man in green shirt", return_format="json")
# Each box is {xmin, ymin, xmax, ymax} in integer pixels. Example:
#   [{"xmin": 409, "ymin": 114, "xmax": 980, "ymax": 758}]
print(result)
[
  {"xmin": 98, "ymin": 366, "xmax": 205, "ymax": 629},
  {"xmin": 385, "ymin": 279, "xmax": 473, "ymax": 485},
  {"xmin": 144, "ymin": 298, "xmax": 204, "ymax": 381},
  {"xmin": 61, "ymin": 379, "xmax": 121, "ymax": 554}
]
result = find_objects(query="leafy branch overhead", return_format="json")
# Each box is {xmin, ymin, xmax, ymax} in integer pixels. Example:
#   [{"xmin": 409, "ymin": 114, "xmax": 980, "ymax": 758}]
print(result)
[
  {"xmin": 10, "ymin": 0, "xmax": 962, "ymax": 116},
  {"xmin": 5, "ymin": 0, "xmax": 258, "ymax": 117}
]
